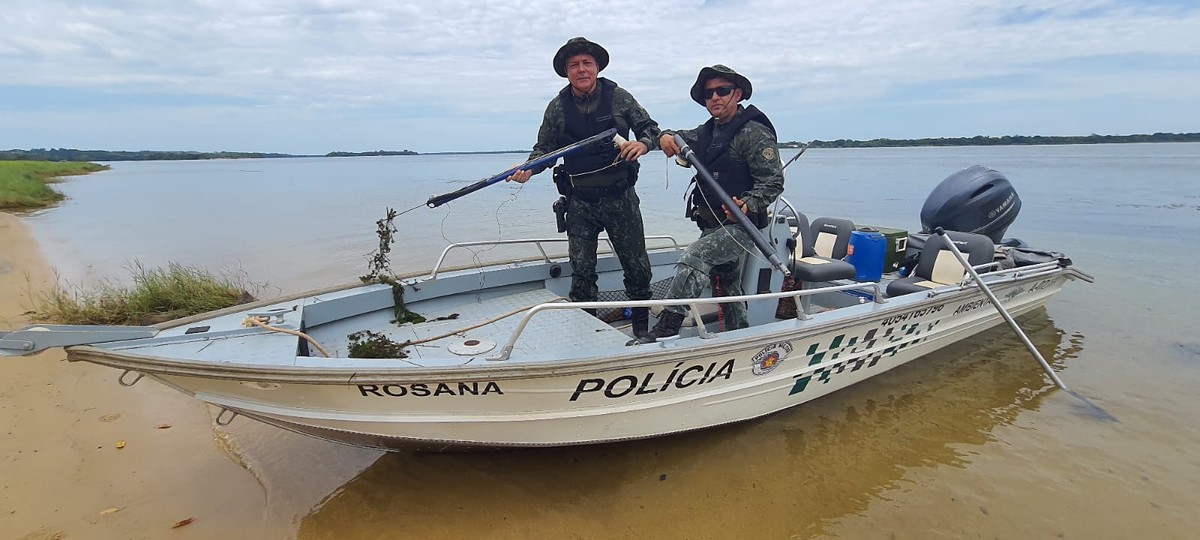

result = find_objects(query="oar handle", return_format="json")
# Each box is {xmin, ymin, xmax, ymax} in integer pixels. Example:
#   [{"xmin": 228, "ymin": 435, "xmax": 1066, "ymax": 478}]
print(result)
[
  {"xmin": 425, "ymin": 128, "xmax": 619, "ymax": 208},
  {"xmin": 674, "ymin": 135, "xmax": 790, "ymax": 277}
]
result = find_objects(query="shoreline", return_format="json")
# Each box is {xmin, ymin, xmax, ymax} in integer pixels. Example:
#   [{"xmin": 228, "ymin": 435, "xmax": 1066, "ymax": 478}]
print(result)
[
  {"xmin": 0, "ymin": 213, "xmax": 279, "ymax": 539},
  {"xmin": 5, "ymin": 134, "xmax": 1198, "ymax": 162}
]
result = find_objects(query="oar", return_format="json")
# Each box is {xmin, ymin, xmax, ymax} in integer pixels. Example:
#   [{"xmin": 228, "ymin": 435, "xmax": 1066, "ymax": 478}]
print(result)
[
  {"xmin": 673, "ymin": 134, "xmax": 791, "ymax": 277},
  {"xmin": 425, "ymin": 128, "xmax": 619, "ymax": 208},
  {"xmin": 933, "ymin": 227, "xmax": 1116, "ymax": 421}
]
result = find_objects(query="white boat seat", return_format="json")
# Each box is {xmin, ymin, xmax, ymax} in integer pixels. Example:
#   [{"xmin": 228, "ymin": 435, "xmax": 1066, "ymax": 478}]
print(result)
[
  {"xmin": 886, "ymin": 230, "xmax": 995, "ymax": 296},
  {"xmin": 789, "ymin": 215, "xmax": 857, "ymax": 282}
]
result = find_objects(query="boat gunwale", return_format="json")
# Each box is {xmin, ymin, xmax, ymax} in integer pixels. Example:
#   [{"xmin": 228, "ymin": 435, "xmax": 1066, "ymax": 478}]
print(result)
[
  {"xmin": 65, "ymin": 264, "xmax": 1078, "ymax": 384},
  {"xmin": 153, "ymin": 243, "xmax": 691, "ymax": 332}
]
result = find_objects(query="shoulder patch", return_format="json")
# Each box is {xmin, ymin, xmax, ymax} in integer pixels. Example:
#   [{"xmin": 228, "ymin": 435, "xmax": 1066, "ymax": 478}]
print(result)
[{"xmin": 762, "ymin": 147, "xmax": 776, "ymax": 160}]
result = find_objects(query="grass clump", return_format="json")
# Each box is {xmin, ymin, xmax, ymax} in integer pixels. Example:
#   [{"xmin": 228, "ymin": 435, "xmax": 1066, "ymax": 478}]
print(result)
[
  {"xmin": 32, "ymin": 261, "xmax": 260, "ymax": 326},
  {"xmin": 347, "ymin": 330, "xmax": 409, "ymax": 359},
  {"xmin": 0, "ymin": 161, "xmax": 109, "ymax": 210}
]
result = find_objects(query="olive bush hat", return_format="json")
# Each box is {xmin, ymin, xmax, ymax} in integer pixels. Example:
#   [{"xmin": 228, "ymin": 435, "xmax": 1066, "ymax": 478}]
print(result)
[
  {"xmin": 689, "ymin": 64, "xmax": 753, "ymax": 105},
  {"xmin": 553, "ymin": 37, "xmax": 610, "ymax": 77}
]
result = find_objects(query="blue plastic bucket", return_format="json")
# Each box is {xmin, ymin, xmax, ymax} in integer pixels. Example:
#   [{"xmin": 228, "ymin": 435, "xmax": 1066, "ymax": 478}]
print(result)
[{"xmin": 847, "ymin": 230, "xmax": 886, "ymax": 282}]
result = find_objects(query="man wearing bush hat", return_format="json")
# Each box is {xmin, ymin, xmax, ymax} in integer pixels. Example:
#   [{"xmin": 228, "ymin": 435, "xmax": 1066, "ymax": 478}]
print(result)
[
  {"xmin": 508, "ymin": 37, "xmax": 661, "ymax": 340},
  {"xmin": 632, "ymin": 64, "xmax": 784, "ymax": 344}
]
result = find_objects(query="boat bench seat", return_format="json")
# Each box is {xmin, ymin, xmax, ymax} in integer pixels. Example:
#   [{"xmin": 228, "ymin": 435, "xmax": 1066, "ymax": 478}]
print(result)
[
  {"xmin": 792, "ymin": 256, "xmax": 857, "ymax": 282},
  {"xmin": 886, "ymin": 231, "xmax": 995, "ymax": 297},
  {"xmin": 789, "ymin": 215, "xmax": 857, "ymax": 283}
]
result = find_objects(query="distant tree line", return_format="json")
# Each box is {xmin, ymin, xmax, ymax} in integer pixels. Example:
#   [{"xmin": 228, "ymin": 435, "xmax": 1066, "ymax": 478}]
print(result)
[
  {"xmin": 0, "ymin": 148, "xmax": 301, "ymax": 161},
  {"xmin": 423, "ymin": 150, "xmax": 527, "ymax": 155},
  {"xmin": 325, "ymin": 150, "xmax": 417, "ymax": 157},
  {"xmin": 0, "ymin": 148, "xmax": 426, "ymax": 161},
  {"xmin": 7, "ymin": 132, "xmax": 1198, "ymax": 161},
  {"xmin": 782, "ymin": 132, "xmax": 1200, "ymax": 149}
]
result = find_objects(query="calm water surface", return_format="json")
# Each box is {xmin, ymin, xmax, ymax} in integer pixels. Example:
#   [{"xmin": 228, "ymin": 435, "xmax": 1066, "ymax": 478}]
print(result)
[{"xmin": 26, "ymin": 143, "xmax": 1200, "ymax": 538}]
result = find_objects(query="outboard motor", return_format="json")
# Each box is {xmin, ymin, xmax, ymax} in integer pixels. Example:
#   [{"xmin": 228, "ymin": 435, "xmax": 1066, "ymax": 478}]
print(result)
[{"xmin": 919, "ymin": 165, "xmax": 1020, "ymax": 243}]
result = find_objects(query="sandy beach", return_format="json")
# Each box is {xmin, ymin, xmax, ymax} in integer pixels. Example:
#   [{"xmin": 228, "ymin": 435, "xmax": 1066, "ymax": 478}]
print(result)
[{"xmin": 0, "ymin": 213, "xmax": 280, "ymax": 539}]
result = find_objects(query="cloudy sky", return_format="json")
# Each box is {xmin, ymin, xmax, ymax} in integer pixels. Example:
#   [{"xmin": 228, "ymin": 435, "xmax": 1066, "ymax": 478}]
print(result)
[{"xmin": 2, "ymin": 0, "xmax": 1197, "ymax": 154}]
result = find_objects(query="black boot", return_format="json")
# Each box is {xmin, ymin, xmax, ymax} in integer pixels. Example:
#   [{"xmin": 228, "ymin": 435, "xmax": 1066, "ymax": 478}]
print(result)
[
  {"xmin": 630, "ymin": 307, "xmax": 649, "ymax": 338},
  {"xmin": 627, "ymin": 310, "xmax": 685, "ymax": 346}
]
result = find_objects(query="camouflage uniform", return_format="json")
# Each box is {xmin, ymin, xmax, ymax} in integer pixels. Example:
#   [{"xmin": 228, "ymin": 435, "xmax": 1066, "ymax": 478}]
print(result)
[
  {"xmin": 662, "ymin": 105, "xmax": 784, "ymax": 329},
  {"xmin": 527, "ymin": 80, "xmax": 661, "ymax": 302}
]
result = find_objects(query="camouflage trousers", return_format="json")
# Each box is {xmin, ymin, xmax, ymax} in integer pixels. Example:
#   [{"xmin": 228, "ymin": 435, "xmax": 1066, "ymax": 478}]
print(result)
[
  {"xmin": 566, "ymin": 187, "xmax": 653, "ymax": 302},
  {"xmin": 663, "ymin": 223, "xmax": 754, "ymax": 330}
]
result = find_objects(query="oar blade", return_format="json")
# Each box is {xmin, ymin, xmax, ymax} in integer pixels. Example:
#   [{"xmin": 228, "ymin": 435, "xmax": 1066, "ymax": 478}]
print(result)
[{"xmin": 1067, "ymin": 389, "xmax": 1119, "ymax": 422}]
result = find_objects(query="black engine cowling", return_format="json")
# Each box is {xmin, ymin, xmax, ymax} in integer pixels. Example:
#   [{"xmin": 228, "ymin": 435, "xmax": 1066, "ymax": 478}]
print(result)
[{"xmin": 919, "ymin": 165, "xmax": 1020, "ymax": 242}]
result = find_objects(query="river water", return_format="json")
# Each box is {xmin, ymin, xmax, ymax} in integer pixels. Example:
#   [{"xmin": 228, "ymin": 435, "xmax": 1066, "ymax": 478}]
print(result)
[{"xmin": 24, "ymin": 143, "xmax": 1200, "ymax": 538}]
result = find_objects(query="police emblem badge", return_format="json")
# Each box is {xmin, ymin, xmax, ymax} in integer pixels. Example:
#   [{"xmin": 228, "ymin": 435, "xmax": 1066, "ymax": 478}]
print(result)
[{"xmin": 751, "ymin": 341, "xmax": 793, "ymax": 375}]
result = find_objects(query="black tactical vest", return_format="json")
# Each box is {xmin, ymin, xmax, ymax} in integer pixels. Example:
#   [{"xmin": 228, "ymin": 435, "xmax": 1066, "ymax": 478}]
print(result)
[
  {"xmin": 559, "ymin": 78, "xmax": 632, "ymax": 184},
  {"xmin": 688, "ymin": 105, "xmax": 776, "ymax": 223}
]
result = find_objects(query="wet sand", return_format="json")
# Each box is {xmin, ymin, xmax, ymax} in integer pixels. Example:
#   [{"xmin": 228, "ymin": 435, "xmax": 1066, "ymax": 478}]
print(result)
[{"xmin": 0, "ymin": 213, "xmax": 280, "ymax": 539}]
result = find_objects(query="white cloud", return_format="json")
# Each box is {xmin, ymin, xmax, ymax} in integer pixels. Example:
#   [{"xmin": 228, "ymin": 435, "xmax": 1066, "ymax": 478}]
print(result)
[{"xmin": 1, "ymin": 0, "xmax": 1197, "ymax": 152}]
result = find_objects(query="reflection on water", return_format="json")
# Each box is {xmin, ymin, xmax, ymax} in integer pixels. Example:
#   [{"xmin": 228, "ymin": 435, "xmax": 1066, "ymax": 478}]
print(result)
[
  {"xmin": 292, "ymin": 310, "xmax": 1069, "ymax": 539},
  {"xmin": 18, "ymin": 143, "xmax": 1200, "ymax": 538}
]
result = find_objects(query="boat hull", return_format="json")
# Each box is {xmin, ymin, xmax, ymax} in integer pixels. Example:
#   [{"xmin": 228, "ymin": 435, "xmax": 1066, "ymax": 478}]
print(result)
[{"xmin": 71, "ymin": 271, "xmax": 1072, "ymax": 450}]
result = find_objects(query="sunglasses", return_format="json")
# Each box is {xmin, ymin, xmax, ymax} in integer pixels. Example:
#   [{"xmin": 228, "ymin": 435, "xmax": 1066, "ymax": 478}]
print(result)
[{"xmin": 704, "ymin": 85, "xmax": 738, "ymax": 99}]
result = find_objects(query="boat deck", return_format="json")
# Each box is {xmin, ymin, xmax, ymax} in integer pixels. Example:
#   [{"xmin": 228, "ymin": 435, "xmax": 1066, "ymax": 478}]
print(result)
[{"xmin": 307, "ymin": 287, "xmax": 631, "ymax": 366}]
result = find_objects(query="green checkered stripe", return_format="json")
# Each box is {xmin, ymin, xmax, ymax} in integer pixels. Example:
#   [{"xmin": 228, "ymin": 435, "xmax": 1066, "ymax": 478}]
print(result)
[{"xmin": 789, "ymin": 319, "xmax": 943, "ymax": 395}]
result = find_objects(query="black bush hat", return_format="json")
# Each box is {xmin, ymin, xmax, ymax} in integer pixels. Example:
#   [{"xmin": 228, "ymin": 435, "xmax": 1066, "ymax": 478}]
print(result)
[
  {"xmin": 689, "ymin": 64, "xmax": 753, "ymax": 105},
  {"xmin": 553, "ymin": 37, "xmax": 609, "ymax": 77}
]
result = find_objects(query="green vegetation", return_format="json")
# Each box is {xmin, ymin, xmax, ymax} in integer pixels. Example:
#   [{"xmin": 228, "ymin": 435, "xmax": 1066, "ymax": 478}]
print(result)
[
  {"xmin": 783, "ymin": 132, "xmax": 1200, "ymax": 149},
  {"xmin": 2, "ymin": 148, "xmax": 300, "ymax": 161},
  {"xmin": 32, "ymin": 262, "xmax": 260, "ymax": 326},
  {"xmin": 347, "ymin": 330, "xmax": 409, "ymax": 359},
  {"xmin": 360, "ymin": 207, "xmax": 427, "ymax": 325},
  {"xmin": 0, "ymin": 161, "xmax": 108, "ymax": 210},
  {"xmin": 3, "ymin": 148, "xmax": 417, "ymax": 161}
]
